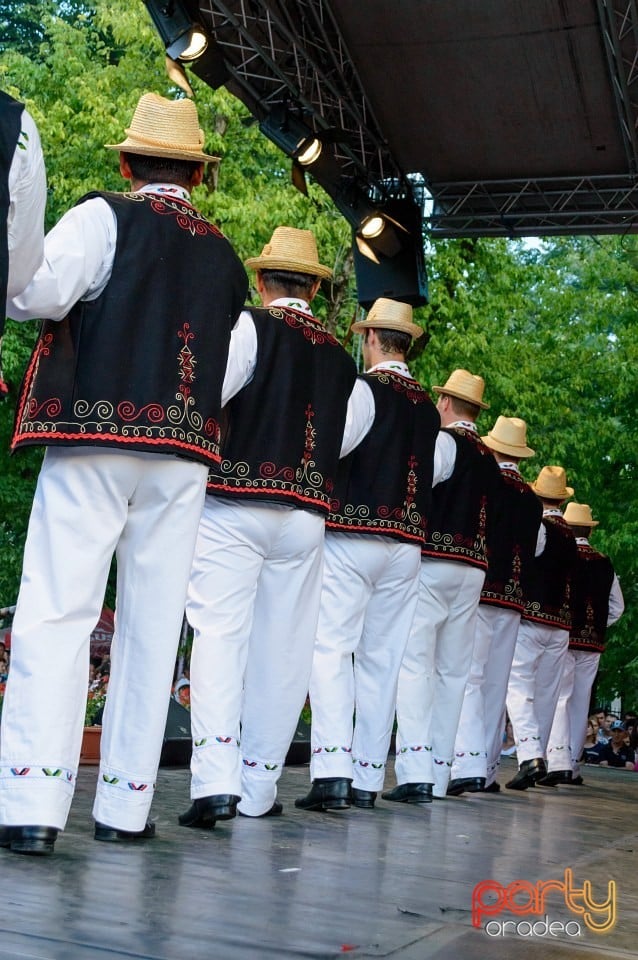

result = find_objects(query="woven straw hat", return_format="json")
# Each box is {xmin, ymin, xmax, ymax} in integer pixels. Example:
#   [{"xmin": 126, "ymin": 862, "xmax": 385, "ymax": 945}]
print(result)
[
  {"xmin": 482, "ymin": 415, "xmax": 535, "ymax": 458},
  {"xmin": 245, "ymin": 226, "xmax": 332, "ymax": 279},
  {"xmin": 105, "ymin": 93, "xmax": 218, "ymax": 163},
  {"xmin": 351, "ymin": 298, "xmax": 424, "ymax": 339},
  {"xmin": 564, "ymin": 502, "xmax": 599, "ymax": 527},
  {"xmin": 432, "ymin": 368, "xmax": 489, "ymax": 409},
  {"xmin": 530, "ymin": 465, "xmax": 574, "ymax": 500}
]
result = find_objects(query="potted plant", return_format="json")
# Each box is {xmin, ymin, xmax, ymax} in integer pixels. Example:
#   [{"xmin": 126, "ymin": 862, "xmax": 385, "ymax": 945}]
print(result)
[{"xmin": 81, "ymin": 682, "xmax": 107, "ymax": 764}]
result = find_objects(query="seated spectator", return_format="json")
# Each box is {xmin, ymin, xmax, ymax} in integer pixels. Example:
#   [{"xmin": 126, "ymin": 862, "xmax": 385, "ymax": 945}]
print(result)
[
  {"xmin": 599, "ymin": 721, "xmax": 635, "ymax": 769},
  {"xmin": 582, "ymin": 716, "xmax": 603, "ymax": 764}
]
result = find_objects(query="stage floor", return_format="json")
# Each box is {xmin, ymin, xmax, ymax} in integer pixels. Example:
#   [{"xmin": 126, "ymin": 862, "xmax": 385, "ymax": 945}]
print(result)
[{"xmin": 0, "ymin": 756, "xmax": 636, "ymax": 959}]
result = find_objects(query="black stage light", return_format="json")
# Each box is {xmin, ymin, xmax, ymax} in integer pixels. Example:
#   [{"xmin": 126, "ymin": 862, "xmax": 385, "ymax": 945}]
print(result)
[{"xmin": 144, "ymin": 0, "xmax": 208, "ymax": 61}]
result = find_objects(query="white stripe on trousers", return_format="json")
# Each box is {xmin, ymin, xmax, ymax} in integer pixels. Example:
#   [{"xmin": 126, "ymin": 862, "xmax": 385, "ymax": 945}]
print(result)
[
  {"xmin": 547, "ymin": 649, "xmax": 600, "ymax": 775},
  {"xmin": 394, "ymin": 558, "xmax": 485, "ymax": 796},
  {"xmin": 186, "ymin": 497, "xmax": 325, "ymax": 817},
  {"xmin": 308, "ymin": 532, "xmax": 421, "ymax": 791},
  {"xmin": 506, "ymin": 619, "xmax": 569, "ymax": 764},
  {"xmin": 0, "ymin": 447, "xmax": 207, "ymax": 831},
  {"xmin": 451, "ymin": 604, "xmax": 521, "ymax": 782}
]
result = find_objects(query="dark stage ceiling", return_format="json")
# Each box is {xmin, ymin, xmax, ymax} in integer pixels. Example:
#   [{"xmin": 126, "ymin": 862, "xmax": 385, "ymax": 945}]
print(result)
[{"xmin": 182, "ymin": 0, "xmax": 638, "ymax": 238}]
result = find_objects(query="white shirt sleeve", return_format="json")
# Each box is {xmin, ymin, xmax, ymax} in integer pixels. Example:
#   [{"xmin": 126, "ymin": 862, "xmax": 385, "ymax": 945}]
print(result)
[
  {"xmin": 535, "ymin": 522, "xmax": 547, "ymax": 556},
  {"xmin": 6, "ymin": 108, "xmax": 47, "ymax": 301},
  {"xmin": 607, "ymin": 574, "xmax": 625, "ymax": 626},
  {"xmin": 340, "ymin": 377, "xmax": 375, "ymax": 458},
  {"xmin": 8, "ymin": 196, "xmax": 116, "ymax": 322},
  {"xmin": 221, "ymin": 310, "xmax": 258, "ymax": 405},
  {"xmin": 433, "ymin": 430, "xmax": 456, "ymax": 485}
]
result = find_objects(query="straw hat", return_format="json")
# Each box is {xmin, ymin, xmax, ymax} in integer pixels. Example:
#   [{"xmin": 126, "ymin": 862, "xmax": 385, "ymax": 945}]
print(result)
[
  {"xmin": 563, "ymin": 502, "xmax": 599, "ymax": 527},
  {"xmin": 245, "ymin": 226, "xmax": 332, "ymax": 279},
  {"xmin": 432, "ymin": 369, "xmax": 489, "ymax": 409},
  {"xmin": 530, "ymin": 465, "xmax": 574, "ymax": 500},
  {"xmin": 351, "ymin": 298, "xmax": 424, "ymax": 339},
  {"xmin": 105, "ymin": 92, "xmax": 218, "ymax": 163},
  {"xmin": 482, "ymin": 416, "xmax": 535, "ymax": 458}
]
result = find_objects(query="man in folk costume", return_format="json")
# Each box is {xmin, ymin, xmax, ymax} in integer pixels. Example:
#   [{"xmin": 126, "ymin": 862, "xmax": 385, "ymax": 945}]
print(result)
[
  {"xmin": 385, "ymin": 369, "xmax": 502, "ymax": 803},
  {"xmin": 295, "ymin": 299, "xmax": 441, "ymax": 812},
  {"xmin": 1, "ymin": 91, "xmax": 47, "ymax": 394},
  {"xmin": 540, "ymin": 502, "xmax": 624, "ymax": 786},
  {"xmin": 447, "ymin": 417, "xmax": 543, "ymax": 796},
  {"xmin": 505, "ymin": 466, "xmax": 578, "ymax": 789},
  {"xmin": 0, "ymin": 93, "xmax": 249, "ymax": 855},
  {"xmin": 181, "ymin": 227, "xmax": 373, "ymax": 825}
]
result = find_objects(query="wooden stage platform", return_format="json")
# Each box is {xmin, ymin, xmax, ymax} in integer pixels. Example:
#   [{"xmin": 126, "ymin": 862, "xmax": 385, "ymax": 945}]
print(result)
[{"xmin": 0, "ymin": 756, "xmax": 636, "ymax": 959}]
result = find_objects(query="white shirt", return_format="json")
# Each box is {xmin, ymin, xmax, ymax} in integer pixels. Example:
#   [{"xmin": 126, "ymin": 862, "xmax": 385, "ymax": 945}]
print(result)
[
  {"xmin": 575, "ymin": 537, "xmax": 625, "ymax": 626},
  {"xmin": 6, "ymin": 107, "xmax": 47, "ymax": 303}
]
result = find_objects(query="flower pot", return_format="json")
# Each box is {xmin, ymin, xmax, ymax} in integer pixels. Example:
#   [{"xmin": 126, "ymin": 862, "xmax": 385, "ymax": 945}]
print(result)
[{"xmin": 80, "ymin": 725, "xmax": 102, "ymax": 765}]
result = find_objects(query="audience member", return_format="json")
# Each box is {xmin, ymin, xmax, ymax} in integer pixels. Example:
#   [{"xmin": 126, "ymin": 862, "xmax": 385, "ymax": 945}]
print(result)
[{"xmin": 598, "ymin": 721, "xmax": 634, "ymax": 769}]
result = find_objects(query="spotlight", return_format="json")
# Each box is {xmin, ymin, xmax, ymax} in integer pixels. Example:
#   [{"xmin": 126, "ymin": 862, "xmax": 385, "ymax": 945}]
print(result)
[
  {"xmin": 359, "ymin": 214, "xmax": 386, "ymax": 240},
  {"xmin": 144, "ymin": 1, "xmax": 208, "ymax": 62},
  {"xmin": 296, "ymin": 137, "xmax": 323, "ymax": 166}
]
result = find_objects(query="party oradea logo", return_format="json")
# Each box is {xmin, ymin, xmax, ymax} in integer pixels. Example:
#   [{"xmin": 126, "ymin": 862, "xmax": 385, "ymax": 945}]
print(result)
[{"xmin": 472, "ymin": 868, "xmax": 616, "ymax": 938}]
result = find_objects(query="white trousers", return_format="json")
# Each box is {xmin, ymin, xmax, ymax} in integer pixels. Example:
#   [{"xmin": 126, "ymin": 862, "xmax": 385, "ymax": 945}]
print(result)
[
  {"xmin": 547, "ymin": 649, "xmax": 600, "ymax": 775},
  {"xmin": 394, "ymin": 558, "xmax": 485, "ymax": 796},
  {"xmin": 506, "ymin": 619, "xmax": 569, "ymax": 764},
  {"xmin": 0, "ymin": 447, "xmax": 207, "ymax": 831},
  {"xmin": 451, "ymin": 604, "xmax": 521, "ymax": 782},
  {"xmin": 309, "ymin": 533, "xmax": 420, "ymax": 791},
  {"xmin": 186, "ymin": 497, "xmax": 324, "ymax": 817}
]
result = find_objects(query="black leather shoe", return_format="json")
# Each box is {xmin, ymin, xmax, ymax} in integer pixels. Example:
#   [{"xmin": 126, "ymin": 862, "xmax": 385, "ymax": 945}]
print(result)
[
  {"xmin": 482, "ymin": 781, "xmax": 501, "ymax": 793},
  {"xmin": 505, "ymin": 757, "xmax": 547, "ymax": 791},
  {"xmin": 0, "ymin": 825, "xmax": 58, "ymax": 855},
  {"xmin": 94, "ymin": 821, "xmax": 156, "ymax": 843},
  {"xmin": 381, "ymin": 782, "xmax": 433, "ymax": 804},
  {"xmin": 537, "ymin": 769, "xmax": 573, "ymax": 787},
  {"xmin": 295, "ymin": 778, "xmax": 352, "ymax": 811},
  {"xmin": 352, "ymin": 788, "xmax": 377, "ymax": 808},
  {"xmin": 239, "ymin": 801, "xmax": 283, "ymax": 818},
  {"xmin": 178, "ymin": 794, "xmax": 240, "ymax": 829},
  {"xmin": 447, "ymin": 777, "xmax": 486, "ymax": 796},
  {"xmin": 569, "ymin": 775, "xmax": 584, "ymax": 786}
]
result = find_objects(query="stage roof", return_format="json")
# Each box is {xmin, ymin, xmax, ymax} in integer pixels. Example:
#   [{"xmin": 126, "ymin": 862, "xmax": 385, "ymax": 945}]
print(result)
[{"xmin": 189, "ymin": 0, "xmax": 638, "ymax": 238}]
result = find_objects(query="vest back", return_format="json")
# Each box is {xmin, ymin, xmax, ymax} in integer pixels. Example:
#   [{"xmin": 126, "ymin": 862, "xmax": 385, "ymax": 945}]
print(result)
[
  {"xmin": 522, "ymin": 514, "xmax": 578, "ymax": 628},
  {"xmin": 421, "ymin": 427, "xmax": 501, "ymax": 569},
  {"xmin": 206, "ymin": 306, "xmax": 357, "ymax": 514},
  {"xmin": 326, "ymin": 370, "xmax": 439, "ymax": 544},
  {"xmin": 568, "ymin": 544, "xmax": 615, "ymax": 652},
  {"xmin": 12, "ymin": 190, "xmax": 248, "ymax": 466},
  {"xmin": 480, "ymin": 468, "xmax": 543, "ymax": 611}
]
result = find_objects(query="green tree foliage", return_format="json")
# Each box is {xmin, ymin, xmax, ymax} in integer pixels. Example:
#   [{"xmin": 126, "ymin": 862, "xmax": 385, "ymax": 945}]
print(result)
[{"xmin": 0, "ymin": 2, "xmax": 635, "ymax": 703}]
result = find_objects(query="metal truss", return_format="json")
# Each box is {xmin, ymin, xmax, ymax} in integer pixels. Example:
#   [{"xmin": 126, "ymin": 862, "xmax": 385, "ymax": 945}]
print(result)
[
  {"xmin": 597, "ymin": 0, "xmax": 638, "ymax": 174},
  {"xmin": 197, "ymin": 0, "xmax": 405, "ymax": 193},
  {"xmin": 427, "ymin": 174, "xmax": 638, "ymax": 237}
]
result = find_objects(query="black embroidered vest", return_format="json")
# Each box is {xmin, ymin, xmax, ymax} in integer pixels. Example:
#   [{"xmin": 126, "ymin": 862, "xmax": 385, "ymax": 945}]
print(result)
[
  {"xmin": 521, "ymin": 513, "xmax": 578, "ymax": 629},
  {"xmin": 206, "ymin": 305, "xmax": 357, "ymax": 514},
  {"xmin": 326, "ymin": 370, "xmax": 440, "ymax": 545},
  {"xmin": 0, "ymin": 92, "xmax": 23, "ymax": 338},
  {"xmin": 12, "ymin": 190, "xmax": 248, "ymax": 466},
  {"xmin": 421, "ymin": 427, "xmax": 501, "ymax": 569},
  {"xmin": 480, "ymin": 467, "xmax": 543, "ymax": 612},
  {"xmin": 568, "ymin": 543, "xmax": 615, "ymax": 653}
]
